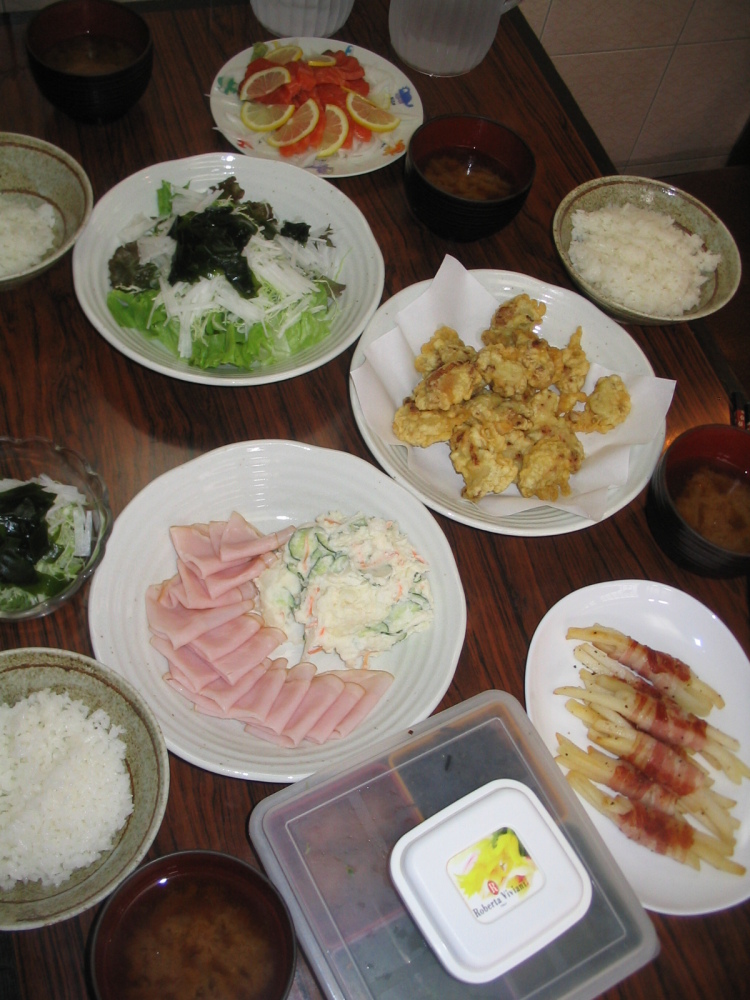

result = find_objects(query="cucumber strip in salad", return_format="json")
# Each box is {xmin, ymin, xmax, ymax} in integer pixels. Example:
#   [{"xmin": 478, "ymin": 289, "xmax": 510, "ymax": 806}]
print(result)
[
  {"xmin": 0, "ymin": 476, "xmax": 92, "ymax": 612},
  {"xmin": 106, "ymin": 176, "xmax": 345, "ymax": 371}
]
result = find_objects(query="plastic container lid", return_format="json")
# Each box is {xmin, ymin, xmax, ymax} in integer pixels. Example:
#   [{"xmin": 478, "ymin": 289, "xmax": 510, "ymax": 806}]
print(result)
[
  {"xmin": 250, "ymin": 690, "xmax": 659, "ymax": 1000},
  {"xmin": 390, "ymin": 779, "xmax": 592, "ymax": 983}
]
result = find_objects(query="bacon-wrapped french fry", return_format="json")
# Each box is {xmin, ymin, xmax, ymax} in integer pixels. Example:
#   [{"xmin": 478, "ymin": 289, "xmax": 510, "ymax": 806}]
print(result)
[
  {"xmin": 565, "ymin": 770, "xmax": 745, "ymax": 875},
  {"xmin": 556, "ymin": 668, "xmax": 750, "ymax": 784},
  {"xmin": 555, "ymin": 734, "xmax": 738, "ymax": 844},
  {"xmin": 566, "ymin": 624, "xmax": 724, "ymax": 716}
]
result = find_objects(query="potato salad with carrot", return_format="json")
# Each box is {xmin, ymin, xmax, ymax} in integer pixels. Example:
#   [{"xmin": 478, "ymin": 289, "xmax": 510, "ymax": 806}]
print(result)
[{"xmin": 256, "ymin": 511, "xmax": 434, "ymax": 667}]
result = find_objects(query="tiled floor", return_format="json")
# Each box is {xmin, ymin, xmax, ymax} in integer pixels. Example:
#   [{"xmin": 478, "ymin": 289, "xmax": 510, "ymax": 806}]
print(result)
[{"xmin": 521, "ymin": 0, "xmax": 750, "ymax": 176}]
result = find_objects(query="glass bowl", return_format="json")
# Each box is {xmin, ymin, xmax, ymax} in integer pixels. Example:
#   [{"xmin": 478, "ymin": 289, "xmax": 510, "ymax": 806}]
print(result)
[{"xmin": 0, "ymin": 436, "xmax": 112, "ymax": 619}]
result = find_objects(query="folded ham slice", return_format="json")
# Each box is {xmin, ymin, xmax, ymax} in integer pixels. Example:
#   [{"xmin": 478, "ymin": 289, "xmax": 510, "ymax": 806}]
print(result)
[{"xmin": 149, "ymin": 512, "xmax": 395, "ymax": 748}]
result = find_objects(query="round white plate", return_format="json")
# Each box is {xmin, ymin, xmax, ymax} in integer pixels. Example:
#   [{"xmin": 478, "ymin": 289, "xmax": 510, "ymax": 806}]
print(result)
[
  {"xmin": 88, "ymin": 441, "xmax": 466, "ymax": 782},
  {"xmin": 350, "ymin": 271, "xmax": 665, "ymax": 536},
  {"xmin": 524, "ymin": 579, "xmax": 750, "ymax": 915},
  {"xmin": 73, "ymin": 153, "xmax": 384, "ymax": 386},
  {"xmin": 210, "ymin": 39, "xmax": 423, "ymax": 178}
]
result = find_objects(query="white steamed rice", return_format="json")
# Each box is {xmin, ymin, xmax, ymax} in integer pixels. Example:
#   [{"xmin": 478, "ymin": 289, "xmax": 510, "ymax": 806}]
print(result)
[
  {"xmin": 569, "ymin": 202, "xmax": 721, "ymax": 317},
  {"xmin": 0, "ymin": 689, "xmax": 134, "ymax": 890},
  {"xmin": 0, "ymin": 195, "xmax": 57, "ymax": 278}
]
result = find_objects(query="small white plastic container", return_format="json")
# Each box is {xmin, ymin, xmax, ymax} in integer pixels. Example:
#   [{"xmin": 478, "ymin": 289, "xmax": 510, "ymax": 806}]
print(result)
[
  {"xmin": 250, "ymin": 690, "xmax": 658, "ymax": 1000},
  {"xmin": 390, "ymin": 779, "xmax": 592, "ymax": 983}
]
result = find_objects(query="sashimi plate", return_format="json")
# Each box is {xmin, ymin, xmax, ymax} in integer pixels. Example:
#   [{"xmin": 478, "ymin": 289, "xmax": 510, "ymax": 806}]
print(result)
[
  {"xmin": 88, "ymin": 441, "xmax": 466, "ymax": 782},
  {"xmin": 525, "ymin": 580, "xmax": 750, "ymax": 915},
  {"xmin": 210, "ymin": 39, "xmax": 423, "ymax": 178},
  {"xmin": 350, "ymin": 271, "xmax": 665, "ymax": 536},
  {"xmin": 73, "ymin": 153, "xmax": 384, "ymax": 386}
]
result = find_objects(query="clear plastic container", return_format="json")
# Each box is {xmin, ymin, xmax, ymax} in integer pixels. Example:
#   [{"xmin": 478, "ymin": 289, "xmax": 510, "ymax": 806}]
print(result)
[{"xmin": 250, "ymin": 690, "xmax": 659, "ymax": 1000}]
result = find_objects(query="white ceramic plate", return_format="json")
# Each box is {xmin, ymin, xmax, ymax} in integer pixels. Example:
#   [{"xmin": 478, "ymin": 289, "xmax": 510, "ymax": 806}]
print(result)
[
  {"xmin": 524, "ymin": 580, "xmax": 750, "ymax": 915},
  {"xmin": 73, "ymin": 153, "xmax": 384, "ymax": 386},
  {"xmin": 88, "ymin": 441, "xmax": 465, "ymax": 782},
  {"xmin": 350, "ymin": 271, "xmax": 665, "ymax": 536},
  {"xmin": 210, "ymin": 39, "xmax": 423, "ymax": 178}
]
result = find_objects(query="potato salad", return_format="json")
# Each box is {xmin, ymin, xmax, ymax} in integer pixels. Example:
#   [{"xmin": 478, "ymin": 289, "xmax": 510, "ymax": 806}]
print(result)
[{"xmin": 256, "ymin": 511, "xmax": 434, "ymax": 667}]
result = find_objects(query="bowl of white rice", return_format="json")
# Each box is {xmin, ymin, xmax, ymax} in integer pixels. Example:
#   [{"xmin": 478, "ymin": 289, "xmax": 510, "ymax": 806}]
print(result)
[
  {"xmin": 0, "ymin": 133, "xmax": 93, "ymax": 292},
  {"xmin": 553, "ymin": 175, "xmax": 741, "ymax": 325},
  {"xmin": 0, "ymin": 647, "xmax": 169, "ymax": 929}
]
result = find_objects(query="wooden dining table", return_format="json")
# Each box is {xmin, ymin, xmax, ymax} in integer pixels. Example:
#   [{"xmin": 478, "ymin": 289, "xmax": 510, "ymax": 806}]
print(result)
[{"xmin": 1, "ymin": 1, "xmax": 749, "ymax": 997}]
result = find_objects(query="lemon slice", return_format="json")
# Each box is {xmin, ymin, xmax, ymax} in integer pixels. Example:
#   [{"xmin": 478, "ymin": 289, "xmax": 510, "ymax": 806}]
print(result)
[
  {"xmin": 239, "ymin": 65, "xmax": 291, "ymax": 101},
  {"xmin": 317, "ymin": 104, "xmax": 349, "ymax": 157},
  {"xmin": 345, "ymin": 91, "xmax": 400, "ymax": 133},
  {"xmin": 266, "ymin": 44, "xmax": 303, "ymax": 64},
  {"xmin": 308, "ymin": 53, "xmax": 337, "ymax": 67},
  {"xmin": 240, "ymin": 101, "xmax": 295, "ymax": 132},
  {"xmin": 266, "ymin": 98, "xmax": 321, "ymax": 148}
]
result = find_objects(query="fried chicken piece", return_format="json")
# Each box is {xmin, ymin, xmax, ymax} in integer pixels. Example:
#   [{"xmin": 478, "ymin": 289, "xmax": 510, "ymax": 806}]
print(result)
[
  {"xmin": 414, "ymin": 326, "xmax": 477, "ymax": 376},
  {"xmin": 412, "ymin": 359, "xmax": 486, "ymax": 411},
  {"xmin": 393, "ymin": 399, "xmax": 467, "ymax": 446},
  {"xmin": 476, "ymin": 343, "xmax": 528, "ymax": 397},
  {"xmin": 449, "ymin": 419, "xmax": 522, "ymax": 501},
  {"xmin": 518, "ymin": 430, "xmax": 584, "ymax": 501},
  {"xmin": 555, "ymin": 327, "xmax": 590, "ymax": 394},
  {"xmin": 482, "ymin": 294, "xmax": 547, "ymax": 347},
  {"xmin": 568, "ymin": 374, "xmax": 631, "ymax": 433}
]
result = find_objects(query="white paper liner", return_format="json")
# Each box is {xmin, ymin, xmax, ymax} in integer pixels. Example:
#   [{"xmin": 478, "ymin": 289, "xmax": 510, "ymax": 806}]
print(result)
[{"xmin": 351, "ymin": 256, "xmax": 675, "ymax": 521}]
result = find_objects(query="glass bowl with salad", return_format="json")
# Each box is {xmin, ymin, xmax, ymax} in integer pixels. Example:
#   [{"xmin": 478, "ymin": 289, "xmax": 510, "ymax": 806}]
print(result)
[{"xmin": 0, "ymin": 437, "xmax": 112, "ymax": 620}]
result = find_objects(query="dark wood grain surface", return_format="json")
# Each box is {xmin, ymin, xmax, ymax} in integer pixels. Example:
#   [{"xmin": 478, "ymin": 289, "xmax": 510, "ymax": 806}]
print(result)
[{"xmin": 1, "ymin": 3, "xmax": 749, "ymax": 998}]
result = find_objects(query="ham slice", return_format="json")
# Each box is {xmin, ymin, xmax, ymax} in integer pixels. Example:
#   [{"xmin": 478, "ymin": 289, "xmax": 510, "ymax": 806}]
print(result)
[
  {"xmin": 146, "ymin": 587, "xmax": 255, "ymax": 649},
  {"xmin": 213, "ymin": 626, "xmax": 288, "ymax": 684},
  {"xmin": 219, "ymin": 512, "xmax": 296, "ymax": 563},
  {"xmin": 260, "ymin": 661, "xmax": 318, "ymax": 734},
  {"xmin": 190, "ymin": 612, "xmax": 266, "ymax": 662},
  {"xmin": 328, "ymin": 670, "xmax": 395, "ymax": 739},
  {"xmin": 150, "ymin": 634, "xmax": 219, "ymax": 692},
  {"xmin": 304, "ymin": 680, "xmax": 366, "ymax": 745},
  {"xmin": 277, "ymin": 672, "xmax": 346, "ymax": 747}
]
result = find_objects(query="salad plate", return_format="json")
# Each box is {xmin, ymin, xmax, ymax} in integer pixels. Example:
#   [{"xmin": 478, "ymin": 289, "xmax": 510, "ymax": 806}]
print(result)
[
  {"xmin": 525, "ymin": 580, "xmax": 750, "ymax": 915},
  {"xmin": 88, "ymin": 440, "xmax": 466, "ymax": 782},
  {"xmin": 210, "ymin": 38, "xmax": 424, "ymax": 178},
  {"xmin": 73, "ymin": 153, "xmax": 384, "ymax": 386},
  {"xmin": 350, "ymin": 270, "xmax": 666, "ymax": 536}
]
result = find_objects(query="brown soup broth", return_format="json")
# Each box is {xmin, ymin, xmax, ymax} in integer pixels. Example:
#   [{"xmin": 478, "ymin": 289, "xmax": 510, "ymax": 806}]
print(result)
[
  {"xmin": 420, "ymin": 146, "xmax": 516, "ymax": 201},
  {"xmin": 671, "ymin": 458, "xmax": 750, "ymax": 554},
  {"xmin": 101, "ymin": 872, "xmax": 288, "ymax": 999},
  {"xmin": 42, "ymin": 35, "xmax": 139, "ymax": 75}
]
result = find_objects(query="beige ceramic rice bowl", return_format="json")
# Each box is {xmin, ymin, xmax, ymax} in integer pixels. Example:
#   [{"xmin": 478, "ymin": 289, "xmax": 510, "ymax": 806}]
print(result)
[
  {"xmin": 0, "ymin": 647, "xmax": 169, "ymax": 930},
  {"xmin": 553, "ymin": 175, "xmax": 741, "ymax": 325}
]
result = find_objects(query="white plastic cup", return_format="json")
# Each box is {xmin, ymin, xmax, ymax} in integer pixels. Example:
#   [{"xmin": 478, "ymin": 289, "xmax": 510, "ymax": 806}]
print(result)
[
  {"xmin": 250, "ymin": 0, "xmax": 355, "ymax": 37},
  {"xmin": 388, "ymin": 0, "xmax": 520, "ymax": 76}
]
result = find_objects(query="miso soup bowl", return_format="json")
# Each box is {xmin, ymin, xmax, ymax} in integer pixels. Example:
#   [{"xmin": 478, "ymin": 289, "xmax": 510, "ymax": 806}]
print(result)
[
  {"xmin": 404, "ymin": 114, "xmax": 535, "ymax": 241},
  {"xmin": 90, "ymin": 850, "xmax": 296, "ymax": 1000},
  {"xmin": 26, "ymin": 0, "xmax": 153, "ymax": 123},
  {"xmin": 646, "ymin": 423, "xmax": 750, "ymax": 577}
]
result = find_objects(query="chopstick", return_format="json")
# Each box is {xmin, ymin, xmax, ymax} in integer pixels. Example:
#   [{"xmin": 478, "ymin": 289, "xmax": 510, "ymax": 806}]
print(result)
[{"xmin": 730, "ymin": 390, "xmax": 748, "ymax": 429}]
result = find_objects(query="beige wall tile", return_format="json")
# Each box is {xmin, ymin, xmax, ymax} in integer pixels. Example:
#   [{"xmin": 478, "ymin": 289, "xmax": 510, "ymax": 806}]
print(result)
[
  {"xmin": 680, "ymin": 0, "xmax": 750, "ymax": 44},
  {"xmin": 553, "ymin": 48, "xmax": 670, "ymax": 163},
  {"xmin": 632, "ymin": 39, "xmax": 750, "ymax": 163},
  {"xmin": 540, "ymin": 0, "xmax": 693, "ymax": 55},
  {"xmin": 519, "ymin": 0, "xmax": 551, "ymax": 37},
  {"xmin": 628, "ymin": 155, "xmax": 729, "ymax": 177}
]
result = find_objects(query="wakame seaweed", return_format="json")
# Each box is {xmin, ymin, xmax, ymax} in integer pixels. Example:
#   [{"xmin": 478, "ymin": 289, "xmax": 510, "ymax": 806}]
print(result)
[
  {"xmin": 168, "ymin": 204, "xmax": 260, "ymax": 297},
  {"xmin": 0, "ymin": 482, "xmax": 55, "ymax": 585}
]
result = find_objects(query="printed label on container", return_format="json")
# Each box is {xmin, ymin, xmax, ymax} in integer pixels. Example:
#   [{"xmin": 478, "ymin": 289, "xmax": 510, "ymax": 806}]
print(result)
[{"xmin": 446, "ymin": 826, "xmax": 543, "ymax": 922}]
